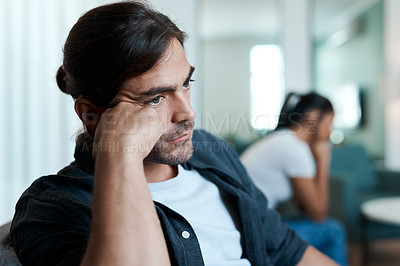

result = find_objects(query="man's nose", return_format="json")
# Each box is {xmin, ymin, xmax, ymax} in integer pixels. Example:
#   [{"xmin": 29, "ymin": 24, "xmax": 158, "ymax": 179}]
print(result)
[{"xmin": 171, "ymin": 92, "xmax": 196, "ymax": 123}]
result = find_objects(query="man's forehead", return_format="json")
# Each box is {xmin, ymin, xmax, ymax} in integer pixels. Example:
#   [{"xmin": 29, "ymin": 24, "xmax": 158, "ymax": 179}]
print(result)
[
  {"xmin": 120, "ymin": 39, "xmax": 191, "ymax": 94},
  {"xmin": 120, "ymin": 64, "xmax": 194, "ymax": 96}
]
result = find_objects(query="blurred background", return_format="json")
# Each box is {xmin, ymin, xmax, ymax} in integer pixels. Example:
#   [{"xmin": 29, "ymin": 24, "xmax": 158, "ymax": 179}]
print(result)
[{"xmin": 1, "ymin": 0, "xmax": 400, "ymax": 265}]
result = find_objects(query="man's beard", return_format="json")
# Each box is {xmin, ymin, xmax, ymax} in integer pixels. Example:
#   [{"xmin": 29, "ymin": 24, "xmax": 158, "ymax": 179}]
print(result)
[{"xmin": 144, "ymin": 120, "xmax": 194, "ymax": 165}]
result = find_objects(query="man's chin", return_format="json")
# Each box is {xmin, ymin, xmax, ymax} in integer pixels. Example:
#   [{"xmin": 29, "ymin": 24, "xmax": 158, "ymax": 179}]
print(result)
[{"xmin": 144, "ymin": 140, "xmax": 194, "ymax": 165}]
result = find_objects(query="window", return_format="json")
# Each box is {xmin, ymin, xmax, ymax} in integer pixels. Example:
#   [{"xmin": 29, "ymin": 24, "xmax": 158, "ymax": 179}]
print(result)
[
  {"xmin": 250, "ymin": 45, "xmax": 285, "ymax": 131},
  {"xmin": 327, "ymin": 83, "xmax": 363, "ymax": 130}
]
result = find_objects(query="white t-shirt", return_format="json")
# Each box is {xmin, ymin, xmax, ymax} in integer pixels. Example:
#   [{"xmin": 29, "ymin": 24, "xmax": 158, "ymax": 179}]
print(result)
[
  {"xmin": 147, "ymin": 165, "xmax": 250, "ymax": 266},
  {"xmin": 241, "ymin": 129, "xmax": 316, "ymax": 209}
]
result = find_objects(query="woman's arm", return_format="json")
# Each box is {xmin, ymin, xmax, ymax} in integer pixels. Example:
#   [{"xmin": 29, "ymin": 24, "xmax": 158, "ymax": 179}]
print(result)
[
  {"xmin": 290, "ymin": 141, "xmax": 331, "ymax": 221},
  {"xmin": 297, "ymin": 246, "xmax": 338, "ymax": 266}
]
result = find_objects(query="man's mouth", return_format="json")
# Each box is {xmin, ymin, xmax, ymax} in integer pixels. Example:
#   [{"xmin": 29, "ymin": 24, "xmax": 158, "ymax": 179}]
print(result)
[
  {"xmin": 168, "ymin": 131, "xmax": 192, "ymax": 144},
  {"xmin": 161, "ymin": 120, "xmax": 195, "ymax": 144}
]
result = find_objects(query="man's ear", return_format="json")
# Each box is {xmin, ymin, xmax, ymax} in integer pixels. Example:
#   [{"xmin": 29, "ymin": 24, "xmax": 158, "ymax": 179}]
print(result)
[{"xmin": 74, "ymin": 97, "xmax": 105, "ymax": 133}]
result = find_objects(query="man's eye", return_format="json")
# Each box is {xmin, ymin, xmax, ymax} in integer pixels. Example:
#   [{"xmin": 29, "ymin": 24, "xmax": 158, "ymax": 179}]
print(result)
[
  {"xmin": 183, "ymin": 79, "xmax": 194, "ymax": 89},
  {"xmin": 148, "ymin": 96, "xmax": 163, "ymax": 106}
]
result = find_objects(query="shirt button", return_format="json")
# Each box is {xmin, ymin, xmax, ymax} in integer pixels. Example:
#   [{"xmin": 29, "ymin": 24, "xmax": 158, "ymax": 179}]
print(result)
[{"xmin": 181, "ymin": 230, "xmax": 190, "ymax": 239}]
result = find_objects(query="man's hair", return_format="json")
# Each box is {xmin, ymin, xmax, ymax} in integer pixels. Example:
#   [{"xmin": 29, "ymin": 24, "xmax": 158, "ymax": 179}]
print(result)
[
  {"xmin": 276, "ymin": 92, "xmax": 334, "ymax": 130},
  {"xmin": 56, "ymin": 1, "xmax": 187, "ymax": 107}
]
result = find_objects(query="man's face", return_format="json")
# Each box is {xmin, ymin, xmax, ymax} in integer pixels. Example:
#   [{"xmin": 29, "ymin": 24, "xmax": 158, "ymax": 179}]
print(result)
[{"xmin": 114, "ymin": 38, "xmax": 196, "ymax": 165}]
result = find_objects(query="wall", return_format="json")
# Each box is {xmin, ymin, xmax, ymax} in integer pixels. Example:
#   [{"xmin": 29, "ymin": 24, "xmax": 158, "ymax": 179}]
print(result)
[
  {"xmin": 383, "ymin": 0, "xmax": 400, "ymax": 170},
  {"xmin": 0, "ymin": 0, "xmax": 96, "ymax": 225},
  {"xmin": 150, "ymin": 0, "xmax": 202, "ymax": 126},
  {"xmin": 202, "ymin": 36, "xmax": 274, "ymax": 139},
  {"xmin": 313, "ymin": 1, "xmax": 384, "ymax": 158}
]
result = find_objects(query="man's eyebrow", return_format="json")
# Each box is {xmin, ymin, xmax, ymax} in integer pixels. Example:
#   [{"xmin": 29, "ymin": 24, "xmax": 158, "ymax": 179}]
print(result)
[
  {"xmin": 138, "ymin": 66, "xmax": 196, "ymax": 97},
  {"xmin": 139, "ymin": 86, "xmax": 176, "ymax": 97},
  {"xmin": 186, "ymin": 66, "xmax": 195, "ymax": 82}
]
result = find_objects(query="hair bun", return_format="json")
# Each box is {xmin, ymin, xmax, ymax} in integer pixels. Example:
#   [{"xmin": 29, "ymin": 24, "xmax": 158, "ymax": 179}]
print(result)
[{"xmin": 56, "ymin": 66, "xmax": 68, "ymax": 94}]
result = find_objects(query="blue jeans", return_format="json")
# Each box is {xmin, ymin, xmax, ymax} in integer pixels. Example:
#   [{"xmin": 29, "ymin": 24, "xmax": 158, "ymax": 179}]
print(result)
[{"xmin": 284, "ymin": 217, "xmax": 348, "ymax": 266}]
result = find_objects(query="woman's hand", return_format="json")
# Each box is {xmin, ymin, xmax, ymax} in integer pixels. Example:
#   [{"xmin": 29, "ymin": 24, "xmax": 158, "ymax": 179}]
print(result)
[{"xmin": 310, "ymin": 140, "xmax": 331, "ymax": 166}]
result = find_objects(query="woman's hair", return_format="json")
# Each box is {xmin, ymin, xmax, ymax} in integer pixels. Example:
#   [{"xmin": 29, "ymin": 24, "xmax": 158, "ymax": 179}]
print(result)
[
  {"xmin": 275, "ymin": 92, "xmax": 334, "ymax": 130},
  {"xmin": 56, "ymin": 1, "xmax": 187, "ymax": 107}
]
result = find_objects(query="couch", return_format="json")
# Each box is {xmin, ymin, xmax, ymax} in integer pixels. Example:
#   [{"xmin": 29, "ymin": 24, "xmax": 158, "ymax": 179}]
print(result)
[
  {"xmin": 0, "ymin": 222, "xmax": 21, "ymax": 265},
  {"xmin": 329, "ymin": 143, "xmax": 400, "ymax": 242}
]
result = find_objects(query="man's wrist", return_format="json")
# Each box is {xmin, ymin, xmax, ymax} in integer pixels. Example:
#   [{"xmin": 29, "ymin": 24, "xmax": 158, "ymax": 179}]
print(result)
[{"xmin": 94, "ymin": 143, "xmax": 145, "ymax": 167}]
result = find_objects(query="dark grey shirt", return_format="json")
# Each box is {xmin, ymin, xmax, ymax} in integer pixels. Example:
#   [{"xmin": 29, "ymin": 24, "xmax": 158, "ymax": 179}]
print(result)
[{"xmin": 11, "ymin": 130, "xmax": 308, "ymax": 265}]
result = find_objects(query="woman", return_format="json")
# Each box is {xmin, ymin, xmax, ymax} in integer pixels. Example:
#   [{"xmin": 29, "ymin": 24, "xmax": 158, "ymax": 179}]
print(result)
[{"xmin": 241, "ymin": 92, "xmax": 347, "ymax": 265}]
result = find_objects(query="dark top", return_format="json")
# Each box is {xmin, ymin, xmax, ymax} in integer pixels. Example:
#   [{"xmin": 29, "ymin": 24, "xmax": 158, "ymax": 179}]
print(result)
[{"xmin": 10, "ymin": 130, "xmax": 308, "ymax": 266}]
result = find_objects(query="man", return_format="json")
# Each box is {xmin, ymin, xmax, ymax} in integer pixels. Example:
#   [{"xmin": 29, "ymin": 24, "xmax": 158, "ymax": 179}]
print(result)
[{"xmin": 10, "ymin": 1, "xmax": 338, "ymax": 265}]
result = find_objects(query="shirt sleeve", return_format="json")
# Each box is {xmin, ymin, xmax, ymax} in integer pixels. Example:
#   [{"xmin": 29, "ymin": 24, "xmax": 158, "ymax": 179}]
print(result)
[
  {"xmin": 285, "ymin": 141, "xmax": 316, "ymax": 179},
  {"xmin": 11, "ymin": 194, "xmax": 90, "ymax": 266}
]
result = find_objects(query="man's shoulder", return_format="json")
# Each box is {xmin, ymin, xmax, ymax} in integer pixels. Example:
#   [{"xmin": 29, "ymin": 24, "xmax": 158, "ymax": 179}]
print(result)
[
  {"xmin": 189, "ymin": 130, "xmax": 245, "ymax": 179},
  {"xmin": 192, "ymin": 129, "xmax": 224, "ymax": 142},
  {"xmin": 192, "ymin": 129, "xmax": 232, "ymax": 154},
  {"xmin": 16, "ymin": 164, "xmax": 93, "ymax": 208}
]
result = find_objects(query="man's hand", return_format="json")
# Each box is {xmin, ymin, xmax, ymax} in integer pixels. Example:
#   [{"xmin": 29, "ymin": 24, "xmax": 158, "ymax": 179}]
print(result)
[{"xmin": 92, "ymin": 102, "xmax": 163, "ymax": 160}]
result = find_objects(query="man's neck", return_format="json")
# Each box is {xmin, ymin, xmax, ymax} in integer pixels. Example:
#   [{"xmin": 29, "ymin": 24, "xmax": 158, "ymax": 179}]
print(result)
[{"xmin": 143, "ymin": 162, "xmax": 178, "ymax": 183}]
